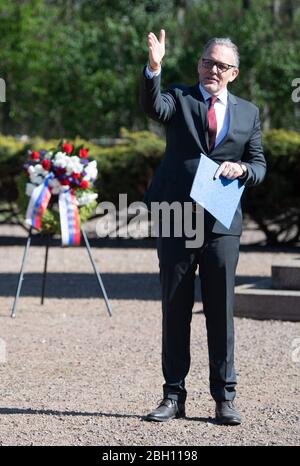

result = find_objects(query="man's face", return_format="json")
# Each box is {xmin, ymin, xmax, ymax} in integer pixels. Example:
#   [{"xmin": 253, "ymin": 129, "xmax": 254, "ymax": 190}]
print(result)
[{"xmin": 198, "ymin": 45, "xmax": 239, "ymax": 95}]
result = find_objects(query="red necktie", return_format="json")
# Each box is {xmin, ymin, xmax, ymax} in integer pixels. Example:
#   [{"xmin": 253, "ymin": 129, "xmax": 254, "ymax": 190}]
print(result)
[{"xmin": 208, "ymin": 96, "xmax": 217, "ymax": 152}]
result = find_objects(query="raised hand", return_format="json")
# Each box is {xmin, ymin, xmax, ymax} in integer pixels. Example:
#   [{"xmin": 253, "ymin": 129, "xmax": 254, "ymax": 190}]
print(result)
[{"xmin": 147, "ymin": 29, "xmax": 165, "ymax": 71}]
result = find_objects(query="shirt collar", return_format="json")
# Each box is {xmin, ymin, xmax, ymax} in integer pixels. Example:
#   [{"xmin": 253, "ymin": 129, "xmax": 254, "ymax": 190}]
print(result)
[{"xmin": 199, "ymin": 84, "xmax": 228, "ymax": 106}]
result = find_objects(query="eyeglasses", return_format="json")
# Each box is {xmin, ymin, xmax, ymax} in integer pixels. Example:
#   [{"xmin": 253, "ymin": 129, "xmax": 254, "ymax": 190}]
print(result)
[{"xmin": 201, "ymin": 58, "xmax": 236, "ymax": 73}]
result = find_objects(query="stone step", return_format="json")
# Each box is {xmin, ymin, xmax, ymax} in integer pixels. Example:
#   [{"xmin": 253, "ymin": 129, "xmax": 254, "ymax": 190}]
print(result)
[
  {"xmin": 272, "ymin": 258, "xmax": 300, "ymax": 290},
  {"xmin": 234, "ymin": 278, "xmax": 300, "ymax": 321}
]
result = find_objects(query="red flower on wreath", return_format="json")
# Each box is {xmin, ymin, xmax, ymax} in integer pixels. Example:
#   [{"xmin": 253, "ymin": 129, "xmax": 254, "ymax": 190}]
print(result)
[
  {"xmin": 42, "ymin": 159, "xmax": 51, "ymax": 170},
  {"xmin": 79, "ymin": 180, "xmax": 89, "ymax": 189},
  {"xmin": 31, "ymin": 151, "xmax": 40, "ymax": 160},
  {"xmin": 62, "ymin": 143, "xmax": 73, "ymax": 154},
  {"xmin": 79, "ymin": 148, "xmax": 89, "ymax": 158},
  {"xmin": 60, "ymin": 178, "xmax": 71, "ymax": 186}
]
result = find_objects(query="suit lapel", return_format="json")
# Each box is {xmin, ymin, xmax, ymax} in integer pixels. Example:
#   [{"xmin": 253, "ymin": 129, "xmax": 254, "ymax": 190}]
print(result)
[{"xmin": 190, "ymin": 83, "xmax": 209, "ymax": 153}]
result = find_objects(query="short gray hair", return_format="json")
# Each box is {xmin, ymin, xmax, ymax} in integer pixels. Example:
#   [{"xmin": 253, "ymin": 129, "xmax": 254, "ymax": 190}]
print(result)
[{"xmin": 202, "ymin": 37, "xmax": 240, "ymax": 67}]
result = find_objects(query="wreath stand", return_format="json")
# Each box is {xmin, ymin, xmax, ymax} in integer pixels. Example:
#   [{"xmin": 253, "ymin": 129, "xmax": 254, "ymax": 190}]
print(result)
[{"xmin": 11, "ymin": 226, "xmax": 112, "ymax": 318}]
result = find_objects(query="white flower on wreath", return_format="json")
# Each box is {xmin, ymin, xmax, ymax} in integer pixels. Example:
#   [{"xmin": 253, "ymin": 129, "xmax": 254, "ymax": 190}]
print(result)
[
  {"xmin": 83, "ymin": 160, "xmax": 98, "ymax": 181},
  {"xmin": 66, "ymin": 155, "xmax": 84, "ymax": 176},
  {"xmin": 48, "ymin": 177, "xmax": 69, "ymax": 195},
  {"xmin": 53, "ymin": 151, "xmax": 68, "ymax": 169},
  {"xmin": 28, "ymin": 164, "xmax": 48, "ymax": 184}
]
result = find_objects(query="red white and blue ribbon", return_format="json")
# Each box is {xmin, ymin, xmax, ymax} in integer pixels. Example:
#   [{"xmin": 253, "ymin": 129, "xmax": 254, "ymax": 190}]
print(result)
[
  {"xmin": 26, "ymin": 174, "xmax": 53, "ymax": 230},
  {"xmin": 26, "ymin": 174, "xmax": 81, "ymax": 246},
  {"xmin": 59, "ymin": 189, "xmax": 81, "ymax": 246}
]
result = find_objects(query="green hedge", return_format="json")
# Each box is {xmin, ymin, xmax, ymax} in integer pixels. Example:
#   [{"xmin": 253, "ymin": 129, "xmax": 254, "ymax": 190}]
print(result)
[
  {"xmin": 243, "ymin": 129, "xmax": 300, "ymax": 245},
  {"xmin": 0, "ymin": 128, "xmax": 299, "ymax": 245}
]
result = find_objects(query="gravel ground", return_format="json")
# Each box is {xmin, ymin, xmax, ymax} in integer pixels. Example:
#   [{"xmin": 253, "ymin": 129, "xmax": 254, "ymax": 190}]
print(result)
[{"xmin": 0, "ymin": 224, "xmax": 299, "ymax": 446}]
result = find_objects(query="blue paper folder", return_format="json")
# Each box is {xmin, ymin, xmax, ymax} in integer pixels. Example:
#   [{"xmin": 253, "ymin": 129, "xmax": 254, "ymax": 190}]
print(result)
[{"xmin": 190, "ymin": 154, "xmax": 245, "ymax": 229}]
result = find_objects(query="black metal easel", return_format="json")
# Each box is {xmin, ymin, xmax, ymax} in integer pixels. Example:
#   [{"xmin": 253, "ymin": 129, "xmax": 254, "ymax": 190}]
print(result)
[{"xmin": 11, "ymin": 227, "xmax": 112, "ymax": 318}]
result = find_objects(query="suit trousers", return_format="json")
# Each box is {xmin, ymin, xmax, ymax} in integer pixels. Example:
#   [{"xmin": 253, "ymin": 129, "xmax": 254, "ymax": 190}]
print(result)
[{"xmin": 158, "ymin": 233, "xmax": 240, "ymax": 403}]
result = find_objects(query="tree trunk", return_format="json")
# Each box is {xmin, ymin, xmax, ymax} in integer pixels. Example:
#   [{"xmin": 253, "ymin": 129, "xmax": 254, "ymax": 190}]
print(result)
[{"xmin": 272, "ymin": 0, "xmax": 281, "ymax": 19}]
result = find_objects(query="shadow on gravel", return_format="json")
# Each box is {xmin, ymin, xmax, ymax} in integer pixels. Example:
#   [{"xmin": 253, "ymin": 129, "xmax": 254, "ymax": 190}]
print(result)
[
  {"xmin": 0, "ymin": 407, "xmax": 219, "ymax": 423},
  {"xmin": 0, "ymin": 273, "xmax": 261, "ymax": 300},
  {"xmin": 0, "ymin": 272, "xmax": 162, "ymax": 300},
  {"xmin": 1, "ymin": 233, "xmax": 300, "ymax": 253},
  {"xmin": 0, "ymin": 235, "xmax": 157, "ymax": 249},
  {"xmin": 0, "ymin": 407, "xmax": 141, "ymax": 419}
]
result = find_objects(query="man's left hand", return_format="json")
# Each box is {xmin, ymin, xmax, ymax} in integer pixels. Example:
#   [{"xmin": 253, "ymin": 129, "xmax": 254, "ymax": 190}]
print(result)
[{"xmin": 214, "ymin": 161, "xmax": 245, "ymax": 180}]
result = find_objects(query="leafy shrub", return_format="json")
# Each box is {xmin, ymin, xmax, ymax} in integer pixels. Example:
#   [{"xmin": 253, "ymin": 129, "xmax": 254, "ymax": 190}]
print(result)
[{"xmin": 243, "ymin": 129, "xmax": 300, "ymax": 244}]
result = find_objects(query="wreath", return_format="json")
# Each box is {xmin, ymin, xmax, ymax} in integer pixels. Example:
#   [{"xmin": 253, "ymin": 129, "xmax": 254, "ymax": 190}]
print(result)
[{"xmin": 17, "ymin": 141, "xmax": 98, "ymax": 236}]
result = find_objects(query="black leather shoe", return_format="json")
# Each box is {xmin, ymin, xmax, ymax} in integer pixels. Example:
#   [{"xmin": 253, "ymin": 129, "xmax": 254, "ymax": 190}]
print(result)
[
  {"xmin": 145, "ymin": 399, "xmax": 185, "ymax": 422},
  {"xmin": 215, "ymin": 401, "xmax": 241, "ymax": 425}
]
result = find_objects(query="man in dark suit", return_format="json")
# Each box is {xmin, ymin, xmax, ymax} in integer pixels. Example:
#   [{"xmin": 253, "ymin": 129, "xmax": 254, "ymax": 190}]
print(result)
[{"xmin": 140, "ymin": 30, "xmax": 266, "ymax": 425}]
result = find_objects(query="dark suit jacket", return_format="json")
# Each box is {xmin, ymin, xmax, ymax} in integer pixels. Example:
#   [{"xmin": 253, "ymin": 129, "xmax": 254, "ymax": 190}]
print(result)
[{"xmin": 140, "ymin": 67, "xmax": 266, "ymax": 236}]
